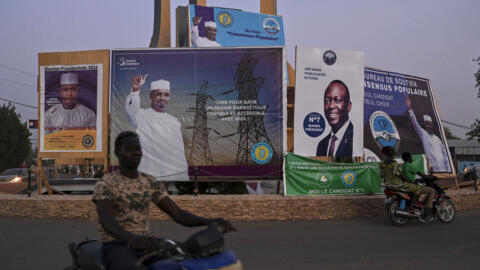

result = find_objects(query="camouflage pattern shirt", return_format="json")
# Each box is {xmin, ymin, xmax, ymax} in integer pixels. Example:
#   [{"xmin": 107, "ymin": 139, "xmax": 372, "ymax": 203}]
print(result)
[
  {"xmin": 380, "ymin": 160, "xmax": 420, "ymax": 194},
  {"xmin": 92, "ymin": 171, "xmax": 168, "ymax": 242},
  {"xmin": 380, "ymin": 160, "xmax": 404, "ymax": 186}
]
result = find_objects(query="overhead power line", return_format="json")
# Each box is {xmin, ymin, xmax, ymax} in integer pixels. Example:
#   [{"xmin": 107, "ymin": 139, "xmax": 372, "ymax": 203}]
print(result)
[
  {"xmin": 0, "ymin": 97, "xmax": 37, "ymax": 109},
  {"xmin": 0, "ymin": 76, "xmax": 36, "ymax": 88},
  {"xmin": 0, "ymin": 64, "xmax": 37, "ymax": 77},
  {"xmin": 442, "ymin": 120, "xmax": 470, "ymax": 129}
]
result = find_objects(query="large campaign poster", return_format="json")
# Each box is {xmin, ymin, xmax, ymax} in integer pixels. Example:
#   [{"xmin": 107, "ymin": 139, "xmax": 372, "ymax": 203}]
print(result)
[
  {"xmin": 39, "ymin": 64, "xmax": 102, "ymax": 152},
  {"xmin": 188, "ymin": 4, "xmax": 285, "ymax": 47},
  {"xmin": 110, "ymin": 47, "xmax": 286, "ymax": 181},
  {"xmin": 294, "ymin": 47, "xmax": 364, "ymax": 158},
  {"xmin": 363, "ymin": 67, "xmax": 454, "ymax": 173}
]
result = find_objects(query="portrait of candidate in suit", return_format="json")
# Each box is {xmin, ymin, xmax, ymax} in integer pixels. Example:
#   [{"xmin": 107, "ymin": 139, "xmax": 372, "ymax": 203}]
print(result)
[{"xmin": 316, "ymin": 80, "xmax": 353, "ymax": 157}]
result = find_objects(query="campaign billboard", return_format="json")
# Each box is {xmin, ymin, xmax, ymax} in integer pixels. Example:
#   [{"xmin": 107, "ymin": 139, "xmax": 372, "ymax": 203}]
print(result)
[
  {"xmin": 110, "ymin": 47, "xmax": 286, "ymax": 181},
  {"xmin": 293, "ymin": 47, "xmax": 365, "ymax": 158},
  {"xmin": 187, "ymin": 4, "xmax": 285, "ymax": 47},
  {"xmin": 363, "ymin": 67, "xmax": 454, "ymax": 173},
  {"xmin": 39, "ymin": 64, "xmax": 103, "ymax": 152}
]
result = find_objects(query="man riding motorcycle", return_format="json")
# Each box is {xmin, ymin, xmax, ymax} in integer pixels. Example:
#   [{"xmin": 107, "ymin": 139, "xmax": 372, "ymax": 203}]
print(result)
[
  {"xmin": 379, "ymin": 146, "xmax": 434, "ymax": 221},
  {"xmin": 92, "ymin": 131, "xmax": 236, "ymax": 270},
  {"xmin": 401, "ymin": 151, "xmax": 435, "ymax": 220}
]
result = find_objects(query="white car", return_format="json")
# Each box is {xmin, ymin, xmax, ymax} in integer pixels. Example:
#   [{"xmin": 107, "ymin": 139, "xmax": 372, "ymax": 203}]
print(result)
[{"xmin": 0, "ymin": 168, "xmax": 29, "ymax": 183}]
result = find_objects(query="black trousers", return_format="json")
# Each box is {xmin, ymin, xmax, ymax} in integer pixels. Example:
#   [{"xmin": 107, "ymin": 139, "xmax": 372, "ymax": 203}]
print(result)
[{"xmin": 102, "ymin": 242, "xmax": 148, "ymax": 270}]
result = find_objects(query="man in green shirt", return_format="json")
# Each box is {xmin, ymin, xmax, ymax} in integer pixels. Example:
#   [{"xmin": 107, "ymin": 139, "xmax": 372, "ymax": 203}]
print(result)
[{"xmin": 401, "ymin": 152, "xmax": 435, "ymax": 219}]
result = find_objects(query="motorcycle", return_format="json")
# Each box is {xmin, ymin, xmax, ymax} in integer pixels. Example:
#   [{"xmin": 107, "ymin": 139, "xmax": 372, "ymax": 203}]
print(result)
[
  {"xmin": 63, "ymin": 223, "xmax": 243, "ymax": 270},
  {"xmin": 383, "ymin": 175, "xmax": 455, "ymax": 225}
]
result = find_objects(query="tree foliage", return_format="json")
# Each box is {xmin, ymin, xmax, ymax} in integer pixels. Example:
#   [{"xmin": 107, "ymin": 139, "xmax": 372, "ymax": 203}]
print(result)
[
  {"xmin": 467, "ymin": 119, "xmax": 480, "ymax": 142},
  {"xmin": 0, "ymin": 103, "xmax": 32, "ymax": 172},
  {"xmin": 443, "ymin": 127, "xmax": 459, "ymax": 140},
  {"xmin": 474, "ymin": 56, "xmax": 480, "ymax": 98},
  {"xmin": 468, "ymin": 57, "xmax": 480, "ymax": 142}
]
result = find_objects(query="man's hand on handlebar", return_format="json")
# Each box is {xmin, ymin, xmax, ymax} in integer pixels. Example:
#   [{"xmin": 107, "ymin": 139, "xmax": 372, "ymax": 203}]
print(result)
[{"xmin": 208, "ymin": 218, "xmax": 237, "ymax": 233}]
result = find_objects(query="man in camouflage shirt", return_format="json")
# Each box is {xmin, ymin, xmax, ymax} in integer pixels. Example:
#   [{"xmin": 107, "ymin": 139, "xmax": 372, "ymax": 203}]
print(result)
[
  {"xmin": 92, "ymin": 131, "xmax": 236, "ymax": 270},
  {"xmin": 379, "ymin": 146, "xmax": 419, "ymax": 192},
  {"xmin": 380, "ymin": 146, "xmax": 433, "ymax": 221}
]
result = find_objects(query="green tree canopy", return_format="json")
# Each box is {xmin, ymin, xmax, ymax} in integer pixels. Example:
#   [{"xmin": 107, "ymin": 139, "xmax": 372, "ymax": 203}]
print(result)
[{"xmin": 0, "ymin": 103, "xmax": 32, "ymax": 172}]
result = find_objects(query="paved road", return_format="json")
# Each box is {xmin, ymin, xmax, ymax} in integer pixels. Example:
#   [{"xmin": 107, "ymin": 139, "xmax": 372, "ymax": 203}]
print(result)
[{"xmin": 1, "ymin": 210, "xmax": 479, "ymax": 270}]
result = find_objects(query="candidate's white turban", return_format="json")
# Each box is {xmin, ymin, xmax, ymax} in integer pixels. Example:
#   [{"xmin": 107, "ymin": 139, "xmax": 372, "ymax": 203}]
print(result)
[
  {"xmin": 423, "ymin": 115, "xmax": 432, "ymax": 122},
  {"xmin": 60, "ymin": 73, "xmax": 79, "ymax": 85},
  {"xmin": 204, "ymin": 21, "xmax": 217, "ymax": 28},
  {"xmin": 150, "ymin": 79, "xmax": 170, "ymax": 92}
]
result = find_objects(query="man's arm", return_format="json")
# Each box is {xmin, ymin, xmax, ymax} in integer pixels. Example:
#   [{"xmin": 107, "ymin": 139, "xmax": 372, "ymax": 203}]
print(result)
[
  {"xmin": 125, "ymin": 75, "xmax": 148, "ymax": 128},
  {"xmin": 191, "ymin": 17, "xmax": 202, "ymax": 47},
  {"xmin": 156, "ymin": 196, "xmax": 236, "ymax": 232},
  {"xmin": 96, "ymin": 199, "xmax": 150, "ymax": 250},
  {"xmin": 399, "ymin": 171, "xmax": 411, "ymax": 183},
  {"xmin": 403, "ymin": 94, "xmax": 425, "ymax": 139}
]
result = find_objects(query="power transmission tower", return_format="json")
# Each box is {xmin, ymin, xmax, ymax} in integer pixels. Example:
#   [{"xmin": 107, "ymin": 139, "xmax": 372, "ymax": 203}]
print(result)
[
  {"xmin": 186, "ymin": 81, "xmax": 214, "ymax": 165},
  {"xmin": 233, "ymin": 53, "xmax": 274, "ymax": 165}
]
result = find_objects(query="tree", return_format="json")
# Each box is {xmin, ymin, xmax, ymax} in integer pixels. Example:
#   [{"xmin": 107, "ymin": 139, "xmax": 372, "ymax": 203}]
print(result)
[
  {"xmin": 443, "ymin": 127, "xmax": 459, "ymax": 140},
  {"xmin": 0, "ymin": 103, "xmax": 32, "ymax": 172},
  {"xmin": 467, "ymin": 57, "xmax": 480, "ymax": 142},
  {"xmin": 467, "ymin": 119, "xmax": 480, "ymax": 142},
  {"xmin": 474, "ymin": 56, "xmax": 480, "ymax": 98}
]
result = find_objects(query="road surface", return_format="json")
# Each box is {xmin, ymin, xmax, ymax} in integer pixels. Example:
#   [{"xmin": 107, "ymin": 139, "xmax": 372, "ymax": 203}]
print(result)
[{"xmin": 0, "ymin": 210, "xmax": 479, "ymax": 269}]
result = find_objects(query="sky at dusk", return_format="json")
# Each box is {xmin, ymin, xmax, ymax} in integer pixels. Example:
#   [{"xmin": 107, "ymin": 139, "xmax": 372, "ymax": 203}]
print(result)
[{"xmin": 0, "ymin": 0, "xmax": 479, "ymax": 146}]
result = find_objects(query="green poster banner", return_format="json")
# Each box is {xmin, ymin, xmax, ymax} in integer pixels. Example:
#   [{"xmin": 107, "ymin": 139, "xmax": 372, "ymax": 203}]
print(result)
[{"xmin": 284, "ymin": 153, "xmax": 425, "ymax": 196}]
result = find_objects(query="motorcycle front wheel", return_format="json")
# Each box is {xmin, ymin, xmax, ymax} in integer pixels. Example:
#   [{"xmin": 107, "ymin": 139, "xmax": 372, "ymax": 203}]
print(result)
[
  {"xmin": 436, "ymin": 198, "xmax": 455, "ymax": 223},
  {"xmin": 387, "ymin": 197, "xmax": 410, "ymax": 226}
]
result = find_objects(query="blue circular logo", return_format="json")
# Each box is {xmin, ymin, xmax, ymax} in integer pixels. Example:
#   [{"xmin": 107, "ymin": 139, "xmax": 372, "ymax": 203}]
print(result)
[
  {"xmin": 217, "ymin": 12, "xmax": 233, "ymax": 27},
  {"xmin": 251, "ymin": 142, "xmax": 273, "ymax": 164},
  {"xmin": 341, "ymin": 170, "xmax": 357, "ymax": 187},
  {"xmin": 82, "ymin": 135, "xmax": 94, "ymax": 148},
  {"xmin": 263, "ymin": 17, "xmax": 280, "ymax": 35},
  {"xmin": 303, "ymin": 112, "xmax": 325, "ymax": 137},
  {"xmin": 369, "ymin": 111, "xmax": 400, "ymax": 151},
  {"xmin": 323, "ymin": 50, "xmax": 337, "ymax": 66}
]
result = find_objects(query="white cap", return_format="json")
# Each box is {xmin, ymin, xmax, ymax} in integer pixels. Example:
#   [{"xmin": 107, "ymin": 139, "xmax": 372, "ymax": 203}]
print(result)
[
  {"xmin": 423, "ymin": 115, "xmax": 432, "ymax": 122},
  {"xmin": 204, "ymin": 21, "xmax": 216, "ymax": 28},
  {"xmin": 60, "ymin": 73, "xmax": 79, "ymax": 85},
  {"xmin": 150, "ymin": 79, "xmax": 170, "ymax": 92}
]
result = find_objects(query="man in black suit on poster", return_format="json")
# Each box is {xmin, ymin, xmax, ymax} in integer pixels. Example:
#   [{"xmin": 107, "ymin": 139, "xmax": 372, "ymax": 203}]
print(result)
[{"xmin": 316, "ymin": 80, "xmax": 353, "ymax": 157}]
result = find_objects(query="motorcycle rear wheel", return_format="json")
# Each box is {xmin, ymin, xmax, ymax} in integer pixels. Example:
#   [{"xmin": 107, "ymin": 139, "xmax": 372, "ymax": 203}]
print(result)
[
  {"xmin": 436, "ymin": 199, "xmax": 455, "ymax": 223},
  {"xmin": 387, "ymin": 198, "xmax": 410, "ymax": 226}
]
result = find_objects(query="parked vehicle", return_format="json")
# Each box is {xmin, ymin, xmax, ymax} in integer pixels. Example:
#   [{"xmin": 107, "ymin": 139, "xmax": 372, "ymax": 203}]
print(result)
[
  {"xmin": 63, "ymin": 223, "xmax": 242, "ymax": 270},
  {"xmin": 0, "ymin": 168, "xmax": 29, "ymax": 183},
  {"xmin": 383, "ymin": 175, "xmax": 455, "ymax": 225},
  {"xmin": 463, "ymin": 164, "xmax": 480, "ymax": 181}
]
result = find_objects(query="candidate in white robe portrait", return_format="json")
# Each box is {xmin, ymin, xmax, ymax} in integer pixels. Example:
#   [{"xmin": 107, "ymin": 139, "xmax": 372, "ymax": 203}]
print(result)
[
  {"xmin": 125, "ymin": 75, "xmax": 189, "ymax": 181},
  {"xmin": 191, "ymin": 18, "xmax": 221, "ymax": 47}
]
